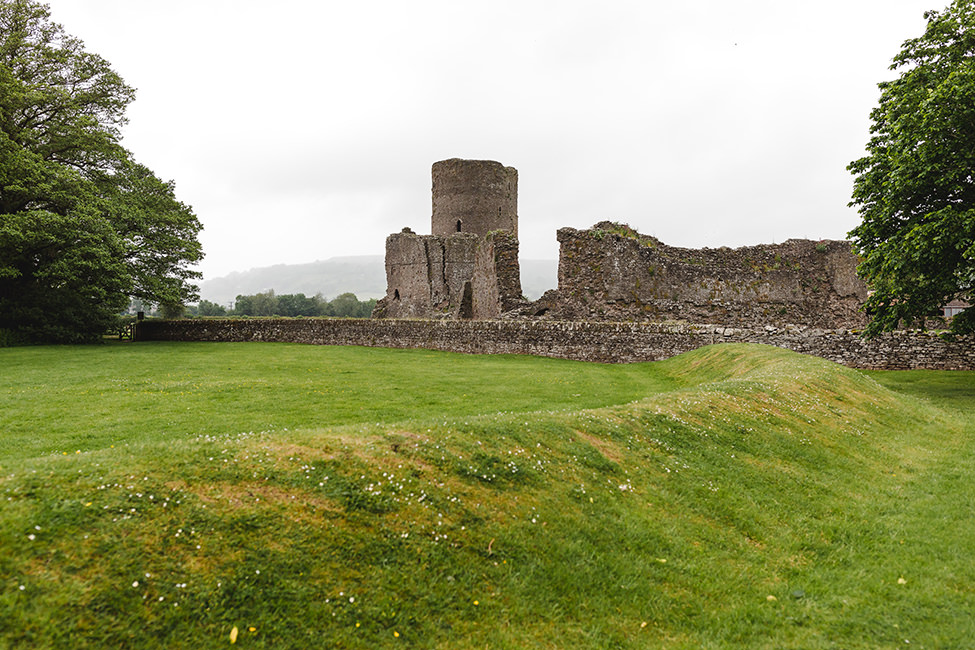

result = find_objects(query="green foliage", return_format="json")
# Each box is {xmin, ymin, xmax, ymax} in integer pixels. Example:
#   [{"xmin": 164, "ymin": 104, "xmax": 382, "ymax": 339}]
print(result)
[
  {"xmin": 329, "ymin": 292, "xmax": 376, "ymax": 317},
  {"xmin": 849, "ymin": 0, "xmax": 975, "ymax": 335},
  {"xmin": 228, "ymin": 291, "xmax": 376, "ymax": 318},
  {"xmin": 590, "ymin": 221, "xmax": 657, "ymax": 247},
  {"xmin": 0, "ymin": 327, "xmax": 26, "ymax": 347},
  {"xmin": 0, "ymin": 0, "xmax": 202, "ymax": 343},
  {"xmin": 250, "ymin": 289, "xmax": 279, "ymax": 317},
  {"xmin": 196, "ymin": 299, "xmax": 227, "ymax": 317},
  {"xmin": 96, "ymin": 160, "xmax": 203, "ymax": 308},
  {"xmin": 230, "ymin": 292, "xmax": 256, "ymax": 316},
  {"xmin": 1, "ymin": 343, "xmax": 974, "ymax": 647},
  {"xmin": 276, "ymin": 292, "xmax": 321, "ymax": 317},
  {"xmin": 231, "ymin": 290, "xmax": 280, "ymax": 316},
  {"xmin": 0, "ymin": 209, "xmax": 129, "ymax": 342}
]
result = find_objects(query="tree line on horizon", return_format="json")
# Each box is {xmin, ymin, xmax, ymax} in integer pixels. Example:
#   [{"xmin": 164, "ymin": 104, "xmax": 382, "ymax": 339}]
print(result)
[{"xmin": 193, "ymin": 291, "xmax": 376, "ymax": 319}]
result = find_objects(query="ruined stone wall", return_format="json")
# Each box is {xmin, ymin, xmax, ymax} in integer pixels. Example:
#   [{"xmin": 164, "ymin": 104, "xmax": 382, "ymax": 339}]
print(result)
[
  {"xmin": 471, "ymin": 230, "xmax": 524, "ymax": 318},
  {"xmin": 136, "ymin": 318, "xmax": 975, "ymax": 371},
  {"xmin": 372, "ymin": 229, "xmax": 524, "ymax": 320},
  {"xmin": 371, "ymin": 229, "xmax": 478, "ymax": 319},
  {"xmin": 431, "ymin": 159, "xmax": 518, "ymax": 238},
  {"xmin": 530, "ymin": 222, "xmax": 868, "ymax": 329}
]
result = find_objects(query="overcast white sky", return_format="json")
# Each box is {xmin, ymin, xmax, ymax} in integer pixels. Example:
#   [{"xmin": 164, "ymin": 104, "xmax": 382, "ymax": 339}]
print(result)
[{"xmin": 45, "ymin": 0, "xmax": 935, "ymax": 281}]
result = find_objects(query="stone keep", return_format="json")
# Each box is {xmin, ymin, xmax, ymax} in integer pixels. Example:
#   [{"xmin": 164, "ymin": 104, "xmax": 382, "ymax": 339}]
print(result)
[
  {"xmin": 372, "ymin": 159, "xmax": 523, "ymax": 320},
  {"xmin": 431, "ymin": 159, "xmax": 518, "ymax": 238}
]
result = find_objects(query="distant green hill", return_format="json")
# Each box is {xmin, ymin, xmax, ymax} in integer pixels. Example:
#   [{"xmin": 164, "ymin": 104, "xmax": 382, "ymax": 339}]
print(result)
[{"xmin": 199, "ymin": 256, "xmax": 558, "ymax": 307}]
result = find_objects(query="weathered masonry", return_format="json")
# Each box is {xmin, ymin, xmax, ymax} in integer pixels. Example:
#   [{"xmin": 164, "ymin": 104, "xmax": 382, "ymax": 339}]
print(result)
[
  {"xmin": 135, "ymin": 318, "xmax": 975, "ymax": 371},
  {"xmin": 374, "ymin": 160, "xmax": 872, "ymax": 331},
  {"xmin": 371, "ymin": 159, "xmax": 523, "ymax": 320},
  {"xmin": 527, "ymin": 222, "xmax": 869, "ymax": 329},
  {"xmin": 153, "ymin": 158, "xmax": 969, "ymax": 370}
]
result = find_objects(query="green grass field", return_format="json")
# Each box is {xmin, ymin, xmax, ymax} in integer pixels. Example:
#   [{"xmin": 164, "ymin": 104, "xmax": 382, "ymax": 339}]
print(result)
[{"xmin": 1, "ymin": 341, "xmax": 973, "ymax": 649}]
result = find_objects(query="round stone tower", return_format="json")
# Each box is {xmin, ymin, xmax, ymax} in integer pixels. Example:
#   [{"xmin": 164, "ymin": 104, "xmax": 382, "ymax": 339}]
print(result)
[{"xmin": 431, "ymin": 159, "xmax": 518, "ymax": 239}]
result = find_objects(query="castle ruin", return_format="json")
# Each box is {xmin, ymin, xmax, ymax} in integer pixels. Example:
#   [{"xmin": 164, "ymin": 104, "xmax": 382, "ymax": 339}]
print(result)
[
  {"xmin": 138, "ymin": 158, "xmax": 973, "ymax": 370},
  {"xmin": 529, "ymin": 223, "xmax": 868, "ymax": 329},
  {"xmin": 371, "ymin": 159, "xmax": 524, "ymax": 320},
  {"xmin": 374, "ymin": 159, "xmax": 869, "ymax": 330}
]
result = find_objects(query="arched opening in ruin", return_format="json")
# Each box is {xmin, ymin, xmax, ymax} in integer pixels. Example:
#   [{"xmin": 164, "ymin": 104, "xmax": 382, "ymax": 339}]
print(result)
[
  {"xmin": 393, "ymin": 289, "xmax": 400, "ymax": 301},
  {"xmin": 456, "ymin": 220, "xmax": 462, "ymax": 232}
]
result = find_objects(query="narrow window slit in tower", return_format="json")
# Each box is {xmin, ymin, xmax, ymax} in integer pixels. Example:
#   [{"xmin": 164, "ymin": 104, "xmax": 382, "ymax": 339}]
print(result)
[{"xmin": 456, "ymin": 220, "xmax": 462, "ymax": 232}]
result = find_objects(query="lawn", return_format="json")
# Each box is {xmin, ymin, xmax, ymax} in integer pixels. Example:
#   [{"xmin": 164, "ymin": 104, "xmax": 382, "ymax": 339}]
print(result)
[
  {"xmin": 1, "ymin": 341, "xmax": 973, "ymax": 648},
  {"xmin": 0, "ymin": 342, "xmax": 679, "ymax": 462}
]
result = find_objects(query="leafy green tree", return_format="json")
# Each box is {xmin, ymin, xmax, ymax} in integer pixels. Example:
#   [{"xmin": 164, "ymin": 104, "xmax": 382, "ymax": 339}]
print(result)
[
  {"xmin": 311, "ymin": 293, "xmax": 330, "ymax": 316},
  {"xmin": 319, "ymin": 298, "xmax": 335, "ymax": 317},
  {"xmin": 97, "ymin": 161, "xmax": 202, "ymax": 310},
  {"xmin": 159, "ymin": 302, "xmax": 185, "ymax": 319},
  {"xmin": 277, "ymin": 293, "xmax": 324, "ymax": 317},
  {"xmin": 356, "ymin": 298, "xmax": 378, "ymax": 318},
  {"xmin": 233, "ymin": 294, "xmax": 255, "ymax": 316},
  {"xmin": 328, "ymin": 292, "xmax": 376, "ymax": 318},
  {"xmin": 251, "ymin": 290, "xmax": 278, "ymax": 317},
  {"xmin": 849, "ymin": 0, "xmax": 975, "ymax": 334},
  {"xmin": 0, "ymin": 209, "xmax": 129, "ymax": 342},
  {"xmin": 0, "ymin": 0, "xmax": 202, "ymax": 343},
  {"xmin": 328, "ymin": 292, "xmax": 360, "ymax": 318},
  {"xmin": 197, "ymin": 300, "xmax": 227, "ymax": 317}
]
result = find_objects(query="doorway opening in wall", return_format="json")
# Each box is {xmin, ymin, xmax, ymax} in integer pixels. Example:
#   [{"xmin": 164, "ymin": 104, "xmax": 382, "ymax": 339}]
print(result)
[
  {"xmin": 459, "ymin": 281, "xmax": 473, "ymax": 319},
  {"xmin": 393, "ymin": 289, "xmax": 400, "ymax": 301},
  {"xmin": 456, "ymin": 220, "xmax": 462, "ymax": 232}
]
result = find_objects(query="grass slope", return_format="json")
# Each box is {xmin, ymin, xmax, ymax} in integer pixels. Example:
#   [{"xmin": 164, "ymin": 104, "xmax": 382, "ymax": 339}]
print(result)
[{"xmin": 1, "ymin": 343, "xmax": 973, "ymax": 648}]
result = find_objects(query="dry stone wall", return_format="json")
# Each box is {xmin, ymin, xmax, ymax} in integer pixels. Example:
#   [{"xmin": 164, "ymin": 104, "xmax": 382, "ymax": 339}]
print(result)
[{"xmin": 135, "ymin": 318, "xmax": 975, "ymax": 370}]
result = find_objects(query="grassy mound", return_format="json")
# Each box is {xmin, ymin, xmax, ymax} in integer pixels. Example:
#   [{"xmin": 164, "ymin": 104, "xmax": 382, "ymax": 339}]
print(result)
[{"xmin": 1, "ymin": 343, "xmax": 973, "ymax": 648}]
